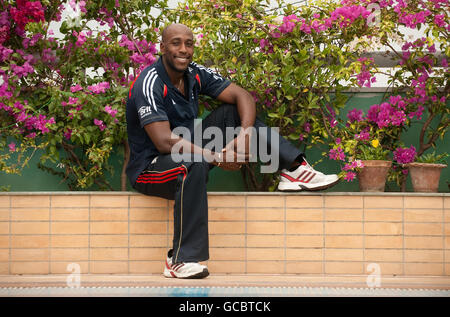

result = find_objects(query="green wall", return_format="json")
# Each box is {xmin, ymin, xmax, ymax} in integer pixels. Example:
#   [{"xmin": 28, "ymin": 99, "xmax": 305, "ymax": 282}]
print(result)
[{"xmin": 1, "ymin": 92, "xmax": 448, "ymax": 192}]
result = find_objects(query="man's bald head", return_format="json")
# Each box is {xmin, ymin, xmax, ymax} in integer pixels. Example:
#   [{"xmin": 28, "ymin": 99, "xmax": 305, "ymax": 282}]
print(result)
[{"xmin": 161, "ymin": 23, "xmax": 193, "ymax": 43}]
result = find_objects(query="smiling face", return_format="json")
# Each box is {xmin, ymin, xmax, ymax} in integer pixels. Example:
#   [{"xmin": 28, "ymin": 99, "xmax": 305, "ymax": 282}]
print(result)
[{"xmin": 160, "ymin": 24, "xmax": 194, "ymax": 74}]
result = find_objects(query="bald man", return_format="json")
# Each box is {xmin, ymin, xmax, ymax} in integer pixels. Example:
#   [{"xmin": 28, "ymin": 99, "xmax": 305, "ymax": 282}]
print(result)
[{"xmin": 126, "ymin": 24, "xmax": 338, "ymax": 279}]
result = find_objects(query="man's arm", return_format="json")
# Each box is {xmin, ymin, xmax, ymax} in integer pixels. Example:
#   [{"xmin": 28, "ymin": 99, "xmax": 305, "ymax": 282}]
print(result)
[
  {"xmin": 216, "ymin": 83, "xmax": 256, "ymax": 129},
  {"xmin": 144, "ymin": 120, "xmax": 216, "ymax": 163}
]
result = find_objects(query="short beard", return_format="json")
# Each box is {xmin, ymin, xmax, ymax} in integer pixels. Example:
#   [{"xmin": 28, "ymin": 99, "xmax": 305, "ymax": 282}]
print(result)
[{"xmin": 163, "ymin": 55, "xmax": 187, "ymax": 74}]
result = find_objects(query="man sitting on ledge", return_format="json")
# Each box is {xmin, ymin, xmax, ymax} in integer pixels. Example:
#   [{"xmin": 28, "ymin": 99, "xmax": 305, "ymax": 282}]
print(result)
[{"xmin": 126, "ymin": 23, "xmax": 339, "ymax": 279}]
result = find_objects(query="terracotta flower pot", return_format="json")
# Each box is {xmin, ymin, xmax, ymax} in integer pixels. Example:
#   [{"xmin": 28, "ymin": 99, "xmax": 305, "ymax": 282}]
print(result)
[
  {"xmin": 406, "ymin": 162, "xmax": 447, "ymax": 193},
  {"xmin": 357, "ymin": 160, "xmax": 392, "ymax": 192}
]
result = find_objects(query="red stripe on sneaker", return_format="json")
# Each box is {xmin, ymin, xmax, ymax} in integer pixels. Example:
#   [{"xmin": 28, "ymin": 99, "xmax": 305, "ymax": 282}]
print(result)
[
  {"xmin": 296, "ymin": 170, "xmax": 308, "ymax": 180},
  {"xmin": 299, "ymin": 171, "xmax": 312, "ymax": 182},
  {"xmin": 280, "ymin": 173, "xmax": 299, "ymax": 183},
  {"xmin": 303, "ymin": 172, "xmax": 316, "ymax": 183}
]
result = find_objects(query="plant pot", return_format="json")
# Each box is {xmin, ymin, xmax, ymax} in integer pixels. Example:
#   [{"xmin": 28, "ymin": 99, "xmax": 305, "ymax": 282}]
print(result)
[
  {"xmin": 406, "ymin": 162, "xmax": 447, "ymax": 193},
  {"xmin": 357, "ymin": 160, "xmax": 392, "ymax": 192}
]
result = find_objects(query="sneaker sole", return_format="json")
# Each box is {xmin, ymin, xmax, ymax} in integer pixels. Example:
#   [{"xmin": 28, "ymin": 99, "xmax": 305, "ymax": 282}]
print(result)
[
  {"xmin": 278, "ymin": 178, "xmax": 340, "ymax": 192},
  {"xmin": 163, "ymin": 268, "xmax": 210, "ymax": 279}
]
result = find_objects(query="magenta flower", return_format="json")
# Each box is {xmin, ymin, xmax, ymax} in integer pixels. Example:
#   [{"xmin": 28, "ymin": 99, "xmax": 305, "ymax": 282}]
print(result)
[
  {"xmin": 70, "ymin": 84, "xmax": 83, "ymax": 93},
  {"xmin": 94, "ymin": 119, "xmax": 106, "ymax": 131},
  {"xmin": 347, "ymin": 109, "xmax": 363, "ymax": 123},
  {"xmin": 8, "ymin": 142, "xmax": 16, "ymax": 152},
  {"xmin": 344, "ymin": 171, "xmax": 356, "ymax": 182},
  {"xmin": 329, "ymin": 147, "xmax": 346, "ymax": 161},
  {"xmin": 88, "ymin": 82, "xmax": 110, "ymax": 94},
  {"xmin": 393, "ymin": 146, "xmax": 416, "ymax": 164}
]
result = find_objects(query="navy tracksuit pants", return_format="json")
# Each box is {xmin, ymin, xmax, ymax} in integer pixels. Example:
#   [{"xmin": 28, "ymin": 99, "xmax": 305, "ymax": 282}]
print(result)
[{"xmin": 133, "ymin": 104, "xmax": 303, "ymax": 264}]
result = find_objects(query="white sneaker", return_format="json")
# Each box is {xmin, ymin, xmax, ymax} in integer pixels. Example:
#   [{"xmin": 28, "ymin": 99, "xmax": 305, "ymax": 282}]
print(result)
[
  {"xmin": 278, "ymin": 160, "xmax": 339, "ymax": 191},
  {"xmin": 163, "ymin": 254, "xmax": 209, "ymax": 279}
]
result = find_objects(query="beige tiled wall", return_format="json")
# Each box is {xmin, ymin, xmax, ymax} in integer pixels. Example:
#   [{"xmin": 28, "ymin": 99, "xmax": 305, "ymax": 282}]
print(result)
[{"xmin": 0, "ymin": 193, "xmax": 448, "ymax": 276}]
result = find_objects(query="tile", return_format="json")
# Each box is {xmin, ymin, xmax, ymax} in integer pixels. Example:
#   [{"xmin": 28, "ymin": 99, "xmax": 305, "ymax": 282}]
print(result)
[
  {"xmin": 50, "ymin": 262, "xmax": 89, "ymax": 274},
  {"xmin": 90, "ymin": 235, "xmax": 128, "ymax": 248},
  {"xmin": 129, "ymin": 208, "xmax": 168, "ymax": 221},
  {"xmin": 246, "ymin": 261, "xmax": 284, "ymax": 274},
  {"xmin": 445, "ymin": 197, "xmax": 450, "ymax": 209},
  {"xmin": 0, "ymin": 262, "xmax": 8, "ymax": 274},
  {"xmin": 208, "ymin": 195, "xmax": 246, "ymax": 208},
  {"xmin": 0, "ymin": 222, "xmax": 8, "ymax": 234},
  {"xmin": 404, "ymin": 263, "xmax": 444, "ymax": 275},
  {"xmin": 325, "ymin": 209, "xmax": 363, "ymax": 221},
  {"xmin": 325, "ymin": 235, "xmax": 363, "ymax": 248},
  {"xmin": 90, "ymin": 248, "xmax": 128, "ymax": 261},
  {"xmin": 11, "ymin": 208, "xmax": 50, "ymax": 221},
  {"xmin": 207, "ymin": 261, "xmax": 246, "ymax": 274},
  {"xmin": 129, "ymin": 195, "xmax": 168, "ymax": 208},
  {"xmin": 286, "ymin": 222, "xmax": 322, "ymax": 235},
  {"xmin": 364, "ymin": 209, "xmax": 402, "ymax": 222},
  {"xmin": 0, "ymin": 208, "xmax": 9, "ymax": 221},
  {"xmin": 209, "ymin": 222, "xmax": 245, "ymax": 235},
  {"xmin": 209, "ymin": 208, "xmax": 245, "ymax": 221},
  {"xmin": 246, "ymin": 235, "xmax": 283, "ymax": 248},
  {"xmin": 51, "ymin": 195, "xmax": 89, "ymax": 208},
  {"xmin": 129, "ymin": 261, "xmax": 163, "ymax": 274},
  {"xmin": 10, "ymin": 262, "xmax": 49, "ymax": 274},
  {"xmin": 404, "ymin": 223, "xmax": 443, "ymax": 236},
  {"xmin": 325, "ymin": 248, "xmax": 363, "ymax": 261},
  {"xmin": 50, "ymin": 235, "xmax": 88, "ymax": 248},
  {"xmin": 367, "ymin": 262, "xmax": 403, "ymax": 276},
  {"xmin": 247, "ymin": 248, "xmax": 284, "ymax": 261},
  {"xmin": 11, "ymin": 222, "xmax": 48, "ymax": 235},
  {"xmin": 364, "ymin": 196, "xmax": 403, "ymax": 209},
  {"xmin": 0, "ymin": 249, "xmax": 9, "ymax": 262},
  {"xmin": 404, "ymin": 250, "xmax": 444, "ymax": 263},
  {"xmin": 129, "ymin": 222, "xmax": 166, "ymax": 235},
  {"xmin": 0, "ymin": 196, "xmax": 9, "ymax": 208},
  {"xmin": 129, "ymin": 248, "xmax": 166, "ymax": 261},
  {"xmin": 90, "ymin": 195, "xmax": 128, "ymax": 208},
  {"xmin": 11, "ymin": 235, "xmax": 49, "ymax": 248},
  {"xmin": 325, "ymin": 262, "xmax": 364, "ymax": 274},
  {"xmin": 364, "ymin": 249, "xmax": 403, "ymax": 262},
  {"xmin": 90, "ymin": 208, "xmax": 128, "ymax": 221},
  {"xmin": 404, "ymin": 237, "xmax": 443, "ymax": 249},
  {"xmin": 0, "ymin": 236, "xmax": 9, "ymax": 248},
  {"xmin": 247, "ymin": 208, "xmax": 284, "ymax": 221},
  {"xmin": 129, "ymin": 235, "xmax": 168, "ymax": 248},
  {"xmin": 285, "ymin": 196, "xmax": 323, "ymax": 208},
  {"xmin": 89, "ymin": 261, "xmax": 128, "ymax": 274},
  {"xmin": 246, "ymin": 196, "xmax": 284, "ymax": 208},
  {"xmin": 14, "ymin": 248, "xmax": 41, "ymax": 263},
  {"xmin": 91, "ymin": 222, "xmax": 128, "ymax": 235},
  {"xmin": 325, "ymin": 222, "xmax": 362, "ymax": 235},
  {"xmin": 286, "ymin": 248, "xmax": 322, "ymax": 261},
  {"xmin": 51, "ymin": 222, "xmax": 89, "ymax": 235},
  {"xmin": 11, "ymin": 196, "xmax": 50, "ymax": 208},
  {"xmin": 365, "ymin": 236, "xmax": 403, "ymax": 249},
  {"xmin": 51, "ymin": 208, "xmax": 89, "ymax": 221},
  {"xmin": 286, "ymin": 209, "xmax": 323, "ymax": 221},
  {"xmin": 209, "ymin": 247, "xmax": 245, "ymax": 261},
  {"xmin": 324, "ymin": 196, "xmax": 363, "ymax": 209},
  {"xmin": 404, "ymin": 196, "xmax": 443, "ymax": 209},
  {"xmin": 210, "ymin": 235, "xmax": 246, "ymax": 248},
  {"xmin": 364, "ymin": 222, "xmax": 403, "ymax": 235},
  {"xmin": 286, "ymin": 235, "xmax": 323, "ymax": 248},
  {"xmin": 247, "ymin": 222, "xmax": 284, "ymax": 235},
  {"xmin": 51, "ymin": 248, "xmax": 89, "ymax": 261},
  {"xmin": 405, "ymin": 209, "xmax": 443, "ymax": 223},
  {"xmin": 286, "ymin": 261, "xmax": 323, "ymax": 274}
]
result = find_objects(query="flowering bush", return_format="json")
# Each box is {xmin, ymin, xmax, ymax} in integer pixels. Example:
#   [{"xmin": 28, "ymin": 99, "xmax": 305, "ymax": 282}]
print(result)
[
  {"xmin": 0, "ymin": 0, "xmax": 167, "ymax": 189},
  {"xmin": 326, "ymin": 0, "xmax": 448, "ymax": 190}
]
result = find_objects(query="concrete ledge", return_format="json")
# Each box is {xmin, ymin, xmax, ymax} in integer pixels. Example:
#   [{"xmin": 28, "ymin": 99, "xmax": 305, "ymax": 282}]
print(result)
[{"xmin": 0, "ymin": 192, "xmax": 449, "ymax": 278}]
